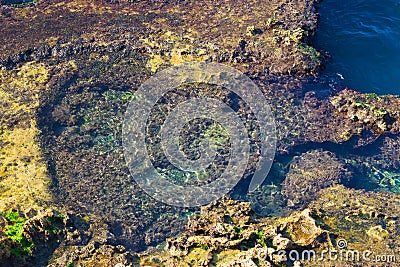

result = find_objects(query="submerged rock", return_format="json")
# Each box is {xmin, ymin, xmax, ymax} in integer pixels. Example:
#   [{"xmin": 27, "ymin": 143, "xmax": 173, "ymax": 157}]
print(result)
[
  {"xmin": 281, "ymin": 149, "xmax": 351, "ymax": 208},
  {"xmin": 381, "ymin": 136, "xmax": 400, "ymax": 170}
]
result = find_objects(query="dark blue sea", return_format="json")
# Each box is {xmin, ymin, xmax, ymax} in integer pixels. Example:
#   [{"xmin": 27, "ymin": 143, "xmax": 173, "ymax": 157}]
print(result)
[{"xmin": 315, "ymin": 0, "xmax": 400, "ymax": 95}]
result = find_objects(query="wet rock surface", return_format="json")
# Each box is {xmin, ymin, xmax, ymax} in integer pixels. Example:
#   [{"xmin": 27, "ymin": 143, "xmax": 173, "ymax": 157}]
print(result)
[
  {"xmin": 306, "ymin": 185, "xmax": 400, "ymax": 267},
  {"xmin": 140, "ymin": 197, "xmax": 327, "ymax": 267},
  {"xmin": 0, "ymin": 0, "xmax": 399, "ymax": 266},
  {"xmin": 0, "ymin": 207, "xmax": 140, "ymax": 267},
  {"xmin": 281, "ymin": 149, "xmax": 351, "ymax": 209},
  {"xmin": 140, "ymin": 188, "xmax": 400, "ymax": 267}
]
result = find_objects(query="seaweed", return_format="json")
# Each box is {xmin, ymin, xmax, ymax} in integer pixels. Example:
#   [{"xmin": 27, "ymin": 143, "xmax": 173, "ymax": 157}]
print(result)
[
  {"xmin": 1, "ymin": 210, "xmax": 34, "ymax": 257},
  {"xmin": 1, "ymin": 0, "xmax": 37, "ymax": 8}
]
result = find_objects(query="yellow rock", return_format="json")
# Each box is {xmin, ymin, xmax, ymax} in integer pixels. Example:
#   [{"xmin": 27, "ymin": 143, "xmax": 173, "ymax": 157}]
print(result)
[
  {"xmin": 146, "ymin": 54, "xmax": 165, "ymax": 73},
  {"xmin": 366, "ymin": 225, "xmax": 389, "ymax": 241},
  {"xmin": 0, "ymin": 61, "xmax": 53, "ymax": 212},
  {"xmin": 0, "ymin": 121, "xmax": 52, "ymax": 212}
]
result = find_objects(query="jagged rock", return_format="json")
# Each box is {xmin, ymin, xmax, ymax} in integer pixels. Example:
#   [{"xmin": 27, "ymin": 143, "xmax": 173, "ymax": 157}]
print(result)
[
  {"xmin": 331, "ymin": 89, "xmax": 400, "ymax": 136},
  {"xmin": 140, "ymin": 198, "xmax": 326, "ymax": 266},
  {"xmin": 281, "ymin": 150, "xmax": 351, "ymax": 208},
  {"xmin": 306, "ymin": 185, "xmax": 400, "ymax": 267},
  {"xmin": 1, "ymin": 1, "xmax": 400, "ymax": 267},
  {"xmin": 277, "ymin": 209, "xmax": 322, "ymax": 247}
]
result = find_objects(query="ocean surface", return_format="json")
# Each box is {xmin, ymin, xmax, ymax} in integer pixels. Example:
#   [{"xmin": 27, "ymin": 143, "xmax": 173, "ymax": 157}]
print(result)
[{"xmin": 315, "ymin": 0, "xmax": 400, "ymax": 95}]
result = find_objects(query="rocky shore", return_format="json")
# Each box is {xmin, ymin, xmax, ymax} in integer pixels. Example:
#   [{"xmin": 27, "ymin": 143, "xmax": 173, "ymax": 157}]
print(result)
[{"xmin": 1, "ymin": 0, "xmax": 399, "ymax": 266}]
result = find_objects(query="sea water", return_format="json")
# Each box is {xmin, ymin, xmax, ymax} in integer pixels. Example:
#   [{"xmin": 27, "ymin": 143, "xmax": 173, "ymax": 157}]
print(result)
[{"xmin": 315, "ymin": 0, "xmax": 400, "ymax": 95}]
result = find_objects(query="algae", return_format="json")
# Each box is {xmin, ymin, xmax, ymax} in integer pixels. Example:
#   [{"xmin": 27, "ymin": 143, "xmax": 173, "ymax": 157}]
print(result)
[{"xmin": 0, "ymin": 122, "xmax": 52, "ymax": 212}]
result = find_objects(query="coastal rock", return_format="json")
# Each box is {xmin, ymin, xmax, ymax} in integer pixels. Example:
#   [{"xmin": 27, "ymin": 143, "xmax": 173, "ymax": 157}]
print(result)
[
  {"xmin": 140, "ymin": 198, "xmax": 325, "ymax": 267},
  {"xmin": 0, "ymin": 0, "xmax": 400, "ymax": 266},
  {"xmin": 331, "ymin": 89, "xmax": 400, "ymax": 136},
  {"xmin": 277, "ymin": 209, "xmax": 322, "ymax": 247},
  {"xmin": 306, "ymin": 185, "xmax": 400, "ymax": 267},
  {"xmin": 281, "ymin": 150, "xmax": 351, "ymax": 208},
  {"xmin": 0, "ymin": 209, "xmax": 66, "ymax": 266}
]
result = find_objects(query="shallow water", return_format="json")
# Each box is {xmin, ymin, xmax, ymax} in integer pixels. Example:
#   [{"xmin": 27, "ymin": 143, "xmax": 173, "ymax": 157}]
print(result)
[{"xmin": 315, "ymin": 0, "xmax": 400, "ymax": 95}]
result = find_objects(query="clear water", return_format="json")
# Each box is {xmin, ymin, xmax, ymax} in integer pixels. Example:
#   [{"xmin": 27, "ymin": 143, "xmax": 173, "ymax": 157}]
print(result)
[{"xmin": 314, "ymin": 0, "xmax": 400, "ymax": 95}]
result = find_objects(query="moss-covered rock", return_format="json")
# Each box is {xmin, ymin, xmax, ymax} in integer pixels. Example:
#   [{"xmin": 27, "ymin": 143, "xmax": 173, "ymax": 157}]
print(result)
[
  {"xmin": 0, "ymin": 0, "xmax": 400, "ymax": 266},
  {"xmin": 331, "ymin": 89, "xmax": 400, "ymax": 136},
  {"xmin": 281, "ymin": 150, "xmax": 351, "ymax": 208},
  {"xmin": 305, "ymin": 185, "xmax": 400, "ymax": 267},
  {"xmin": 140, "ymin": 198, "xmax": 326, "ymax": 267}
]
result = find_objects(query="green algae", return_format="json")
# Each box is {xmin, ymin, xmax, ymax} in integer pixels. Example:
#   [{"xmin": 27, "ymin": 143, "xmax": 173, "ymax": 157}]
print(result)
[
  {"xmin": 102, "ymin": 89, "xmax": 133, "ymax": 101},
  {"xmin": 2, "ymin": 210, "xmax": 33, "ymax": 257},
  {"xmin": 370, "ymin": 166, "xmax": 400, "ymax": 193},
  {"xmin": 297, "ymin": 43, "xmax": 321, "ymax": 65},
  {"xmin": 255, "ymin": 229, "xmax": 268, "ymax": 247},
  {"xmin": 1, "ymin": 0, "xmax": 36, "ymax": 8}
]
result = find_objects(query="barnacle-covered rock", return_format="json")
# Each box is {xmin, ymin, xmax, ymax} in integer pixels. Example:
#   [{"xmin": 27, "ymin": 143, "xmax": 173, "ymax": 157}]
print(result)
[
  {"xmin": 331, "ymin": 89, "xmax": 400, "ymax": 136},
  {"xmin": 305, "ymin": 185, "xmax": 400, "ymax": 267},
  {"xmin": 1, "ymin": 0, "xmax": 400, "ymax": 266},
  {"xmin": 381, "ymin": 136, "xmax": 400, "ymax": 170},
  {"xmin": 281, "ymin": 150, "xmax": 351, "ymax": 208},
  {"xmin": 140, "ymin": 198, "xmax": 326, "ymax": 267}
]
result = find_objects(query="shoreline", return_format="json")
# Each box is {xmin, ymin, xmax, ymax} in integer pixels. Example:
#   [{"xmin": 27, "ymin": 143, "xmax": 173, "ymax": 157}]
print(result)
[{"xmin": 0, "ymin": 0, "xmax": 399, "ymax": 266}]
